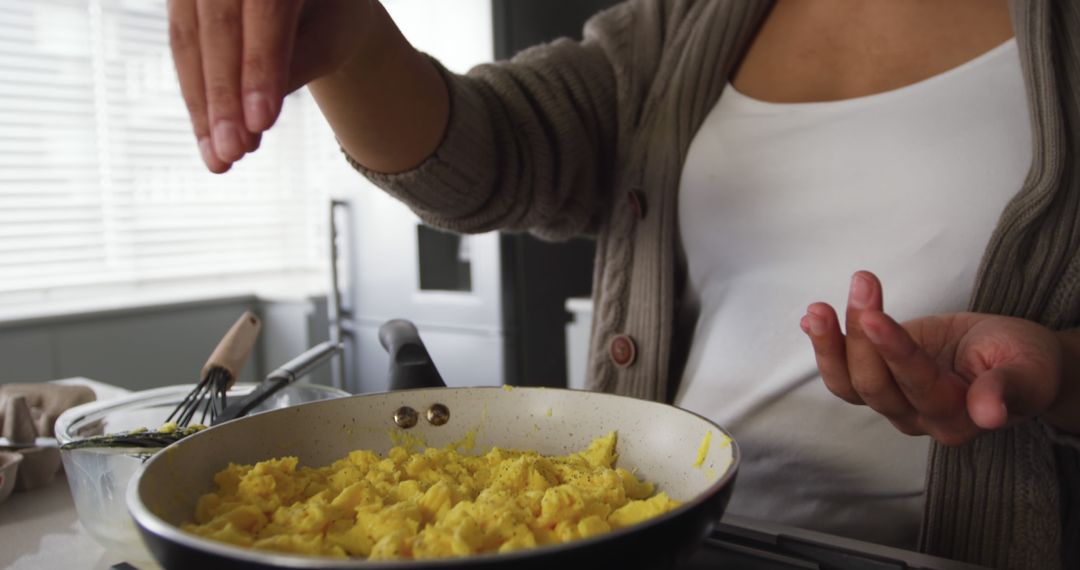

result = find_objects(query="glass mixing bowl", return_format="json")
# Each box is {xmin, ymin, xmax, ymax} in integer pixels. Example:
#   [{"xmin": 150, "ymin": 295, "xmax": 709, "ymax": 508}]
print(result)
[{"xmin": 54, "ymin": 382, "xmax": 349, "ymax": 564}]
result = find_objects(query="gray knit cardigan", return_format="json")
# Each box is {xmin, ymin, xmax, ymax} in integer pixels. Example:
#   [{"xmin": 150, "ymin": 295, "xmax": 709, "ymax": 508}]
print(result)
[{"xmin": 350, "ymin": 1, "xmax": 1080, "ymax": 567}]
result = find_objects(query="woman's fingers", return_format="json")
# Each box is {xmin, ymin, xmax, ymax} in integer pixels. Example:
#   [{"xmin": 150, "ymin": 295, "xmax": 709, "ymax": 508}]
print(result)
[
  {"xmin": 859, "ymin": 310, "xmax": 977, "ymax": 445},
  {"xmin": 803, "ymin": 303, "xmax": 864, "ymax": 404},
  {"xmin": 241, "ymin": 0, "xmax": 303, "ymax": 132},
  {"xmin": 168, "ymin": 0, "xmax": 362, "ymax": 171},
  {"xmin": 966, "ymin": 366, "xmax": 1012, "ymax": 430},
  {"xmin": 844, "ymin": 271, "xmax": 915, "ymax": 420},
  {"xmin": 196, "ymin": 0, "xmax": 250, "ymax": 163},
  {"xmin": 968, "ymin": 359, "xmax": 1056, "ymax": 431},
  {"xmin": 168, "ymin": 0, "xmax": 230, "ymax": 173},
  {"xmin": 171, "ymin": 0, "xmax": 296, "ymax": 170},
  {"xmin": 860, "ymin": 312, "xmax": 966, "ymax": 417},
  {"xmin": 806, "ymin": 274, "xmax": 1066, "ymax": 446}
]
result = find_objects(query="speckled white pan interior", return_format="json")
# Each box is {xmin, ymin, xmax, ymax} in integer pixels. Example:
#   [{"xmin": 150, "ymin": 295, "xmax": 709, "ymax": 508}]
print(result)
[{"xmin": 130, "ymin": 387, "xmax": 737, "ymax": 567}]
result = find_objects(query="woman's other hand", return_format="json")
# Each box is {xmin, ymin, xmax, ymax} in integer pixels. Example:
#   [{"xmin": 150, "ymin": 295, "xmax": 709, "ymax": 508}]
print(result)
[
  {"xmin": 168, "ymin": 0, "xmax": 373, "ymax": 172},
  {"xmin": 800, "ymin": 270, "xmax": 1080, "ymax": 445}
]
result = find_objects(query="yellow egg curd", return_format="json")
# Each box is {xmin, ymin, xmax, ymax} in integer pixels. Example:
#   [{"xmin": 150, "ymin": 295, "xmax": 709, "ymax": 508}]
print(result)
[{"xmin": 183, "ymin": 432, "xmax": 679, "ymax": 560}]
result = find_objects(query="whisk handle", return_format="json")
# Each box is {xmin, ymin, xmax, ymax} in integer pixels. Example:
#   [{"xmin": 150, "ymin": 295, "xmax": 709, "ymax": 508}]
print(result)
[{"xmin": 201, "ymin": 311, "xmax": 262, "ymax": 386}]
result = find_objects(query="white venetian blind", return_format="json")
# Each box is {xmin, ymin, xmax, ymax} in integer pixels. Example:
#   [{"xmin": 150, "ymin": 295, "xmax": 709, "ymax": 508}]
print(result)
[{"xmin": 0, "ymin": 0, "xmax": 337, "ymax": 310}]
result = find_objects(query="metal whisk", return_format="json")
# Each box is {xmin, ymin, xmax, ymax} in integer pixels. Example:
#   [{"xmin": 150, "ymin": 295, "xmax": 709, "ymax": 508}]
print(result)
[
  {"xmin": 164, "ymin": 311, "xmax": 262, "ymax": 427},
  {"xmin": 165, "ymin": 367, "xmax": 231, "ymax": 427}
]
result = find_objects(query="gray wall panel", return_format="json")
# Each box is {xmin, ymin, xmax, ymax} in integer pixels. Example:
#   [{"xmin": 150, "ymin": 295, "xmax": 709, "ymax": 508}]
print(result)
[
  {"xmin": 52, "ymin": 301, "xmax": 258, "ymax": 391},
  {"xmin": 0, "ymin": 296, "xmax": 329, "ymax": 392},
  {"xmin": 0, "ymin": 329, "xmax": 55, "ymax": 382}
]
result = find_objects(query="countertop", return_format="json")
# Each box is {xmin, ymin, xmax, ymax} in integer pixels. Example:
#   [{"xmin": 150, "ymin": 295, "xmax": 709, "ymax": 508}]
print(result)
[
  {"xmin": 0, "ymin": 378, "xmax": 155, "ymax": 570},
  {"xmin": 0, "ymin": 473, "xmax": 139, "ymax": 570}
]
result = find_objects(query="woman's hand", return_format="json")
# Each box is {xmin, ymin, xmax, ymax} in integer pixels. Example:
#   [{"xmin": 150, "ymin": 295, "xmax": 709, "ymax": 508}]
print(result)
[
  {"xmin": 167, "ymin": 0, "xmax": 375, "ymax": 172},
  {"xmin": 800, "ymin": 270, "xmax": 1079, "ymax": 446}
]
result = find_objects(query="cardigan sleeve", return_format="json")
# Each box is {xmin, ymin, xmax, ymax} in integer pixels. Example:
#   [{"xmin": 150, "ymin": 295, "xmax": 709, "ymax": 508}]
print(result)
[
  {"xmin": 1040, "ymin": 419, "xmax": 1080, "ymax": 449},
  {"xmin": 343, "ymin": 1, "xmax": 646, "ymax": 241}
]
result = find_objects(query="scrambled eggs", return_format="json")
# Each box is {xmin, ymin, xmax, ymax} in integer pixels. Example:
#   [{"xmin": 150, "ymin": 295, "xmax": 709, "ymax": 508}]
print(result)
[
  {"xmin": 693, "ymin": 431, "xmax": 712, "ymax": 468},
  {"xmin": 184, "ymin": 432, "xmax": 679, "ymax": 560},
  {"xmin": 157, "ymin": 421, "xmax": 206, "ymax": 435}
]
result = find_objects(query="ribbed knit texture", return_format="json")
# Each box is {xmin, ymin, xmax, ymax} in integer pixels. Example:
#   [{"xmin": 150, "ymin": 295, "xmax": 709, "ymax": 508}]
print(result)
[
  {"xmin": 346, "ymin": 0, "xmax": 1079, "ymax": 567},
  {"xmin": 915, "ymin": 1, "xmax": 1080, "ymax": 568}
]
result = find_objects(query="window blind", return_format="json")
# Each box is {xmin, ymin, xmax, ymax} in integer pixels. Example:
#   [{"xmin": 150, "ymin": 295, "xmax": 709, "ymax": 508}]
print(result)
[{"xmin": 0, "ymin": 0, "xmax": 335, "ymax": 309}]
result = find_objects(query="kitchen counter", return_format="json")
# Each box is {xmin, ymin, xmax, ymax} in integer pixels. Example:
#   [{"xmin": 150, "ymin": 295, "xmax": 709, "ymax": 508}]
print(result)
[
  {"xmin": 0, "ymin": 377, "xmax": 155, "ymax": 570},
  {"xmin": 0, "ymin": 473, "xmax": 147, "ymax": 570},
  {"xmin": 0, "ymin": 477, "xmax": 986, "ymax": 570}
]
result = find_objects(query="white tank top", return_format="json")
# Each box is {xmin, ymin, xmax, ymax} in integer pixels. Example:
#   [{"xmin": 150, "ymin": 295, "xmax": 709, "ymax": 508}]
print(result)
[{"xmin": 674, "ymin": 39, "xmax": 1031, "ymax": 548}]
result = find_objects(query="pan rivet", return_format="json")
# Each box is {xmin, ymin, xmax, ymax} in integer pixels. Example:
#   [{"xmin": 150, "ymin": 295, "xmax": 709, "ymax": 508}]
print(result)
[
  {"xmin": 394, "ymin": 406, "xmax": 419, "ymax": 428},
  {"xmin": 426, "ymin": 404, "xmax": 450, "ymax": 426}
]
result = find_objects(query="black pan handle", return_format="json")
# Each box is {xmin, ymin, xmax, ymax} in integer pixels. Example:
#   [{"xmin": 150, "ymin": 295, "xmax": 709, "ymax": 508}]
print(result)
[{"xmin": 378, "ymin": 319, "xmax": 447, "ymax": 391}]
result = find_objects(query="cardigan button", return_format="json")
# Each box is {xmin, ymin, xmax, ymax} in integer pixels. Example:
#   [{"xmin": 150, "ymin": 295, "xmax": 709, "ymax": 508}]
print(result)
[
  {"xmin": 609, "ymin": 334, "xmax": 637, "ymax": 368},
  {"xmin": 627, "ymin": 189, "xmax": 646, "ymax": 220}
]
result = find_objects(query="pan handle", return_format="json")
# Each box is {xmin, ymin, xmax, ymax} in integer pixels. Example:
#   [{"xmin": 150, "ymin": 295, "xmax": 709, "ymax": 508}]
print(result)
[
  {"xmin": 269, "ymin": 340, "xmax": 343, "ymax": 383},
  {"xmin": 378, "ymin": 319, "xmax": 447, "ymax": 391},
  {"xmin": 213, "ymin": 341, "xmax": 343, "ymax": 425}
]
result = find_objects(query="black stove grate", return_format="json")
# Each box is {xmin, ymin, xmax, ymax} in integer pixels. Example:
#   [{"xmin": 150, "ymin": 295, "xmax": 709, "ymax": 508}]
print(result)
[{"xmin": 680, "ymin": 518, "xmax": 992, "ymax": 570}]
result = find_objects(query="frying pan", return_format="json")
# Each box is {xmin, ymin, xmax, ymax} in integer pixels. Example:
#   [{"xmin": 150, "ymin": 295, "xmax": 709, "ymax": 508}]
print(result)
[{"xmin": 127, "ymin": 321, "xmax": 740, "ymax": 569}]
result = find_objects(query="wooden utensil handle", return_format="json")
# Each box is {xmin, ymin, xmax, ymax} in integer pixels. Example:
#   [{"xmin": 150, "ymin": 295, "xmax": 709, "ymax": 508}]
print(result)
[{"xmin": 201, "ymin": 311, "xmax": 262, "ymax": 387}]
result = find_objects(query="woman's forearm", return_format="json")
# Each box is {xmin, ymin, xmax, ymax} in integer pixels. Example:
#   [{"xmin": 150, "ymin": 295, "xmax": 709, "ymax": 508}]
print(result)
[{"xmin": 308, "ymin": 1, "xmax": 450, "ymax": 174}]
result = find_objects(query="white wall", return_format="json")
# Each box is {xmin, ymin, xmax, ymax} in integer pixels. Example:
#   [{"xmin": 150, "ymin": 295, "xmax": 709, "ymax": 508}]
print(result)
[
  {"xmin": 257, "ymin": 296, "xmax": 333, "ymax": 386},
  {"xmin": 383, "ymin": 0, "xmax": 493, "ymax": 74}
]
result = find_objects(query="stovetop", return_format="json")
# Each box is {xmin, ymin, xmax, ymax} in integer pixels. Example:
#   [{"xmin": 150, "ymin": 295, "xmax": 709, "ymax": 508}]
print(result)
[
  {"xmin": 681, "ymin": 515, "xmax": 991, "ymax": 570},
  {"xmin": 110, "ymin": 515, "xmax": 991, "ymax": 570}
]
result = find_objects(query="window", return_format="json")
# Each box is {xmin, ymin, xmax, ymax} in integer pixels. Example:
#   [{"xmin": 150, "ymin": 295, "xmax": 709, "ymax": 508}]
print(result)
[{"xmin": 0, "ymin": 0, "xmax": 344, "ymax": 313}]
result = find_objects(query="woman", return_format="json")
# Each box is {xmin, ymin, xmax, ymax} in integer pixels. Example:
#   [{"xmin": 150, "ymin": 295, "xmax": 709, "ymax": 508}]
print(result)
[{"xmin": 167, "ymin": 0, "xmax": 1080, "ymax": 567}]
